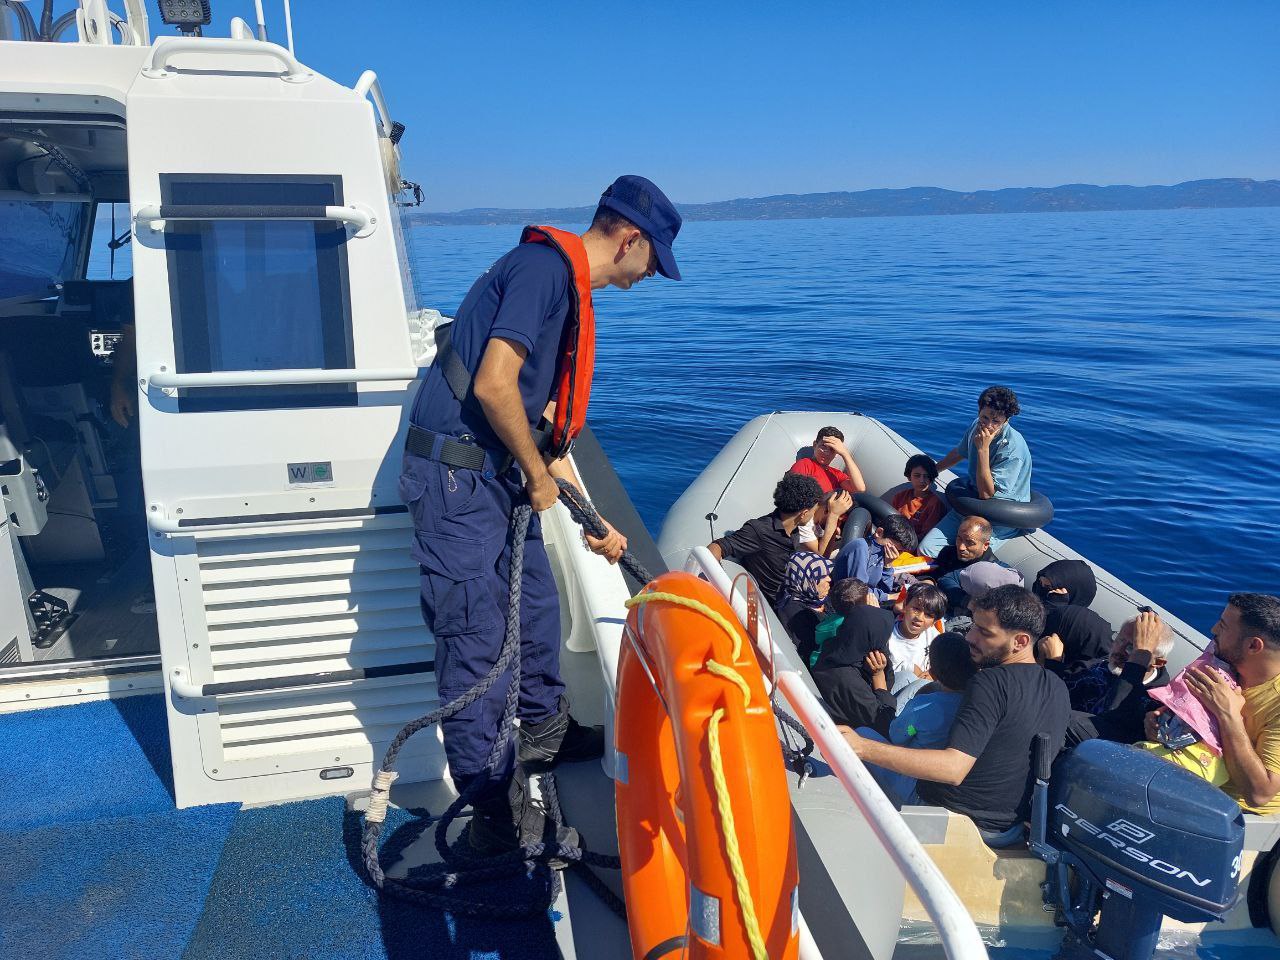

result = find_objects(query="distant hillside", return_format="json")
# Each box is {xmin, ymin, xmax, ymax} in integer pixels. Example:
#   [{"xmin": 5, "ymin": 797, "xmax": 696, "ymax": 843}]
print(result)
[{"xmin": 411, "ymin": 177, "xmax": 1280, "ymax": 226}]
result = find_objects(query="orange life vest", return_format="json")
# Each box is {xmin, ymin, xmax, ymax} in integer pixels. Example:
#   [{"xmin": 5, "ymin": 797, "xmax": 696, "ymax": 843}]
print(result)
[{"xmin": 519, "ymin": 225, "xmax": 595, "ymax": 459}]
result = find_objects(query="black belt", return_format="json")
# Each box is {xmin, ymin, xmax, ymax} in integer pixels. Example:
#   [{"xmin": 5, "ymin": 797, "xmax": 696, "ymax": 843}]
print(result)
[{"xmin": 405, "ymin": 425, "xmax": 509, "ymax": 475}]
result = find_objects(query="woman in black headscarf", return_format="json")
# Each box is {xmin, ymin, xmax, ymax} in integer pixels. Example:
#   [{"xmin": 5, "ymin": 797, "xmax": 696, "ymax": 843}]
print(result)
[
  {"xmin": 1033, "ymin": 559, "xmax": 1097, "ymax": 608},
  {"xmin": 1034, "ymin": 559, "xmax": 1113, "ymax": 670},
  {"xmin": 813, "ymin": 603, "xmax": 897, "ymax": 732}
]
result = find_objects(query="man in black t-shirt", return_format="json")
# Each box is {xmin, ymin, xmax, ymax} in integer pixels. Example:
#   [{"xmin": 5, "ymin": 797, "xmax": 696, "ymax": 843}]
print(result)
[
  {"xmin": 707, "ymin": 473, "xmax": 823, "ymax": 605},
  {"xmin": 841, "ymin": 584, "xmax": 1070, "ymax": 847}
]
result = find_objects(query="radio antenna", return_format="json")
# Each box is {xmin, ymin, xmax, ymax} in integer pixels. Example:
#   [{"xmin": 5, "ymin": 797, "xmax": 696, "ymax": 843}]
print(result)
[{"xmin": 283, "ymin": 0, "xmax": 295, "ymax": 54}]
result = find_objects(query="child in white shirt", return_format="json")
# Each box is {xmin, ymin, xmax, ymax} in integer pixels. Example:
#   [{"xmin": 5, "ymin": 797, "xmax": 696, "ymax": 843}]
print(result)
[{"xmin": 888, "ymin": 582, "xmax": 947, "ymax": 694}]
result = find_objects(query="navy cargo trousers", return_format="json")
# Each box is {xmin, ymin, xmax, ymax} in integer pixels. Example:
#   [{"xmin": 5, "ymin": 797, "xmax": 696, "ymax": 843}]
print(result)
[{"xmin": 399, "ymin": 451, "xmax": 564, "ymax": 793}]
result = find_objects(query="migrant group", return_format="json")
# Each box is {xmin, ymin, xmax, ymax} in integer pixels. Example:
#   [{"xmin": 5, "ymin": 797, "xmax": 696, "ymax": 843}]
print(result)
[{"xmin": 707, "ymin": 384, "xmax": 1280, "ymax": 848}]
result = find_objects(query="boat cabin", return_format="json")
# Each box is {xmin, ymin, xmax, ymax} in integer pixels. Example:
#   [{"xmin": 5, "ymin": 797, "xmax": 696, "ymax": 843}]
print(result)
[{"xmin": 0, "ymin": 3, "xmax": 446, "ymax": 809}]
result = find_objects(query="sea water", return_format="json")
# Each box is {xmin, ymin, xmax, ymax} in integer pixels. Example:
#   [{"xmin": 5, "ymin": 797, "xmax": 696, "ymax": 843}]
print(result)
[
  {"xmin": 408, "ymin": 209, "xmax": 1280, "ymax": 958},
  {"xmin": 405, "ymin": 206, "xmax": 1280, "ymax": 639}
]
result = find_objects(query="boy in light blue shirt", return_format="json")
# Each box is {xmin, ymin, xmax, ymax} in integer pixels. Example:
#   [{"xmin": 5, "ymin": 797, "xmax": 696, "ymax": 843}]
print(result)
[
  {"xmin": 920, "ymin": 385, "xmax": 1033, "ymax": 556},
  {"xmin": 831, "ymin": 513, "xmax": 918, "ymax": 602},
  {"xmin": 856, "ymin": 631, "xmax": 978, "ymax": 807}
]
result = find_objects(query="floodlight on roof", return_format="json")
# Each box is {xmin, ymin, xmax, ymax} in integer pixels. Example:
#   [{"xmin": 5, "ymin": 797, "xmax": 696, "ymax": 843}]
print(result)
[{"xmin": 157, "ymin": 0, "xmax": 211, "ymax": 36}]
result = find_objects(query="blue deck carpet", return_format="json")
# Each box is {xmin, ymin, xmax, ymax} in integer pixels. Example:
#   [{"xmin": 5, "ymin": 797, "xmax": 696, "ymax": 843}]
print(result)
[
  {"xmin": 1, "ymin": 693, "xmax": 179, "ymax": 830},
  {"xmin": 0, "ymin": 696, "xmax": 561, "ymax": 960}
]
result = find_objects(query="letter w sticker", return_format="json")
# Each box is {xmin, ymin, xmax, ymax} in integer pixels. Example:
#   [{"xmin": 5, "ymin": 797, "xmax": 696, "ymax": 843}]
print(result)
[{"xmin": 286, "ymin": 462, "xmax": 334, "ymax": 486}]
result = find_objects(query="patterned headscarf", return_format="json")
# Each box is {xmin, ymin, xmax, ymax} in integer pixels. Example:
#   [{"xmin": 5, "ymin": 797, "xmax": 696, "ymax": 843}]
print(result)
[{"xmin": 779, "ymin": 551, "xmax": 834, "ymax": 610}]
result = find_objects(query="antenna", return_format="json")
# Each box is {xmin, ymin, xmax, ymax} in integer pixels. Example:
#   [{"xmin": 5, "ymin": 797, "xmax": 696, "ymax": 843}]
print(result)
[
  {"xmin": 283, "ymin": 0, "xmax": 294, "ymax": 54},
  {"xmin": 252, "ymin": 0, "xmax": 266, "ymax": 40}
]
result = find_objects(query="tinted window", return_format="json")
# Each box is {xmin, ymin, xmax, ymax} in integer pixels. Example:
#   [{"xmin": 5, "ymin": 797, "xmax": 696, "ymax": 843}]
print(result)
[
  {"xmin": 161, "ymin": 175, "xmax": 355, "ymax": 411},
  {"xmin": 0, "ymin": 200, "xmax": 89, "ymax": 302},
  {"xmin": 86, "ymin": 201, "xmax": 133, "ymax": 280}
]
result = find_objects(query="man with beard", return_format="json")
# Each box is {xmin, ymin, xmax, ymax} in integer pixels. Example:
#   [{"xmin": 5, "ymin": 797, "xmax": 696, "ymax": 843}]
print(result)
[
  {"xmin": 1151, "ymin": 593, "xmax": 1280, "ymax": 815},
  {"xmin": 840, "ymin": 584, "xmax": 1069, "ymax": 847},
  {"xmin": 931, "ymin": 516, "xmax": 1014, "ymax": 613}
]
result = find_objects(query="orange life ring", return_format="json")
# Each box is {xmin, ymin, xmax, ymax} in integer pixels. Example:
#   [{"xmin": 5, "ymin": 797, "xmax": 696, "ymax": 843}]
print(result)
[{"xmin": 615, "ymin": 571, "xmax": 800, "ymax": 960}]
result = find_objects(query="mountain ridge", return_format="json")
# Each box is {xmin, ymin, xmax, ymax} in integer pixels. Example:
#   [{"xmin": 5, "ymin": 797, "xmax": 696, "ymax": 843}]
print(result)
[{"xmin": 411, "ymin": 177, "xmax": 1280, "ymax": 226}]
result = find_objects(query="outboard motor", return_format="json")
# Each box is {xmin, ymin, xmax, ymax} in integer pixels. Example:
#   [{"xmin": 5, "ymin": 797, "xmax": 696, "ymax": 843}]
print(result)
[{"xmin": 1029, "ymin": 738, "xmax": 1244, "ymax": 960}]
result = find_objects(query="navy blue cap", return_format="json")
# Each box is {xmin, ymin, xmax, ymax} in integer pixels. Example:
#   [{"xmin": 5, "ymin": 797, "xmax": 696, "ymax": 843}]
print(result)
[{"xmin": 597, "ymin": 175, "xmax": 682, "ymax": 280}]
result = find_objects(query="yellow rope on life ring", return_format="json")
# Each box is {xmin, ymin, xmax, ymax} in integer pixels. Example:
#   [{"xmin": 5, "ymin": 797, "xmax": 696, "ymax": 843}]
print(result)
[{"xmin": 624, "ymin": 590, "xmax": 769, "ymax": 960}]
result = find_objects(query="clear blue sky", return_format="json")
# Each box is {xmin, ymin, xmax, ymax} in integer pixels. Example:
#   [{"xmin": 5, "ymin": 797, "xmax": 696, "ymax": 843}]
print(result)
[{"xmin": 269, "ymin": 0, "xmax": 1279, "ymax": 210}]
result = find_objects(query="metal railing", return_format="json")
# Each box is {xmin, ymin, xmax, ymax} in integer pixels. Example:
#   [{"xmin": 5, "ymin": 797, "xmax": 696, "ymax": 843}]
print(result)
[
  {"xmin": 353, "ymin": 70, "xmax": 393, "ymax": 137},
  {"xmin": 145, "ymin": 502, "xmax": 409, "ymax": 537},
  {"xmin": 683, "ymin": 546, "xmax": 989, "ymax": 960},
  {"xmin": 169, "ymin": 661, "xmax": 433, "ymax": 700},
  {"xmin": 141, "ymin": 37, "xmax": 312, "ymax": 83},
  {"xmin": 143, "ymin": 365, "xmax": 418, "ymax": 392},
  {"xmin": 132, "ymin": 202, "xmax": 376, "ymax": 237}
]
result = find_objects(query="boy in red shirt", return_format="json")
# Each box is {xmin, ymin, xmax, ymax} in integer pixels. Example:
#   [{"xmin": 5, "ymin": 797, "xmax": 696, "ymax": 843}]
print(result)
[{"xmin": 790, "ymin": 426, "xmax": 867, "ymax": 494}]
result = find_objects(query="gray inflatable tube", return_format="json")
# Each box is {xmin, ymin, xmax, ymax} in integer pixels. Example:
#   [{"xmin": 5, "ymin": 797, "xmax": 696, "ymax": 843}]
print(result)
[
  {"xmin": 853, "ymin": 492, "xmax": 897, "ymax": 527},
  {"xmin": 944, "ymin": 479, "xmax": 1054, "ymax": 530}
]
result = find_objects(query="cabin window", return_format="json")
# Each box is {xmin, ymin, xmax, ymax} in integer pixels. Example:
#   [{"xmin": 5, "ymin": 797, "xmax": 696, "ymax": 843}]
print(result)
[
  {"xmin": 0, "ymin": 200, "xmax": 90, "ymax": 302},
  {"xmin": 86, "ymin": 201, "xmax": 133, "ymax": 280},
  {"xmin": 161, "ymin": 174, "xmax": 355, "ymax": 411}
]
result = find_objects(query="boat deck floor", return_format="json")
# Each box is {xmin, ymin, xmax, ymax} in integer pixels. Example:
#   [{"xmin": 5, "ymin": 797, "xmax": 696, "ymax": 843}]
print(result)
[
  {"xmin": 1, "ymin": 692, "xmax": 596, "ymax": 960},
  {"xmin": 29, "ymin": 544, "xmax": 158, "ymax": 662}
]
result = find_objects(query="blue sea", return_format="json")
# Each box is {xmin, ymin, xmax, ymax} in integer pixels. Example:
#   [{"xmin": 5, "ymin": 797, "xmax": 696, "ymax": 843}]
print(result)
[{"xmin": 405, "ymin": 207, "xmax": 1280, "ymax": 637}]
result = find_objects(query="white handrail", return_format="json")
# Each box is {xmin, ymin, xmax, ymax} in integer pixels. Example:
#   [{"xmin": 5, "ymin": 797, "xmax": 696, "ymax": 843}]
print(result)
[
  {"xmin": 353, "ymin": 70, "xmax": 393, "ymax": 136},
  {"xmin": 141, "ymin": 37, "xmax": 313, "ymax": 83},
  {"xmin": 169, "ymin": 666, "xmax": 204, "ymax": 699},
  {"xmin": 685, "ymin": 547, "xmax": 989, "ymax": 960},
  {"xmin": 146, "ymin": 504, "xmax": 407, "ymax": 537},
  {"xmin": 144, "ymin": 365, "xmax": 419, "ymax": 390},
  {"xmin": 132, "ymin": 202, "xmax": 374, "ymax": 236}
]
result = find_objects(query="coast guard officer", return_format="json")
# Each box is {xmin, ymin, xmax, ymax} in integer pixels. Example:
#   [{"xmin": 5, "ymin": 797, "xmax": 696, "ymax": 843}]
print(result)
[{"xmin": 402, "ymin": 176, "xmax": 683, "ymax": 854}]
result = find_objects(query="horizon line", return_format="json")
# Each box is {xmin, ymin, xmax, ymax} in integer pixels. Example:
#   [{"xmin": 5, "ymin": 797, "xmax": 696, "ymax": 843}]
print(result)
[{"xmin": 421, "ymin": 175, "xmax": 1280, "ymax": 217}]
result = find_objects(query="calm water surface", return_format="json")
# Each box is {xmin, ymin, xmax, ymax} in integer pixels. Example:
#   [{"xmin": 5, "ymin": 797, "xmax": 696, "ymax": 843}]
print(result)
[{"xmin": 405, "ymin": 207, "xmax": 1280, "ymax": 637}]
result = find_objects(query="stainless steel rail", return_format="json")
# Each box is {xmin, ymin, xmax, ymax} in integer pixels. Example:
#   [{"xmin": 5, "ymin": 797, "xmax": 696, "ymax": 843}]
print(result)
[{"xmin": 169, "ymin": 661, "xmax": 433, "ymax": 700}]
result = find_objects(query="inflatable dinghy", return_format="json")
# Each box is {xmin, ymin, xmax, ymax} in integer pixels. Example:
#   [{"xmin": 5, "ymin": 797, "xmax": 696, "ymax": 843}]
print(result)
[{"xmin": 658, "ymin": 411, "xmax": 1280, "ymax": 954}]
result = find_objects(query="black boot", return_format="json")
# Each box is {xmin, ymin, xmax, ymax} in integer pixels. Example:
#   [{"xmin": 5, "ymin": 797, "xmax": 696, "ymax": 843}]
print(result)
[
  {"xmin": 463, "ymin": 773, "xmax": 579, "ymax": 868},
  {"xmin": 518, "ymin": 704, "xmax": 605, "ymax": 771},
  {"xmin": 464, "ymin": 790, "xmax": 520, "ymax": 857},
  {"xmin": 510, "ymin": 768, "xmax": 580, "ymax": 870}
]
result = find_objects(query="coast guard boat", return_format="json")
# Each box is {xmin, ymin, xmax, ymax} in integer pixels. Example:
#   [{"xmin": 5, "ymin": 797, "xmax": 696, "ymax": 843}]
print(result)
[{"xmin": 1, "ymin": 4, "xmax": 1277, "ymax": 959}]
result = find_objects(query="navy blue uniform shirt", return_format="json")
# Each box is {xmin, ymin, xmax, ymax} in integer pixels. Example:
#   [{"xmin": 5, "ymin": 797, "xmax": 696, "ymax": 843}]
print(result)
[{"xmin": 410, "ymin": 242, "xmax": 571, "ymax": 452}]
